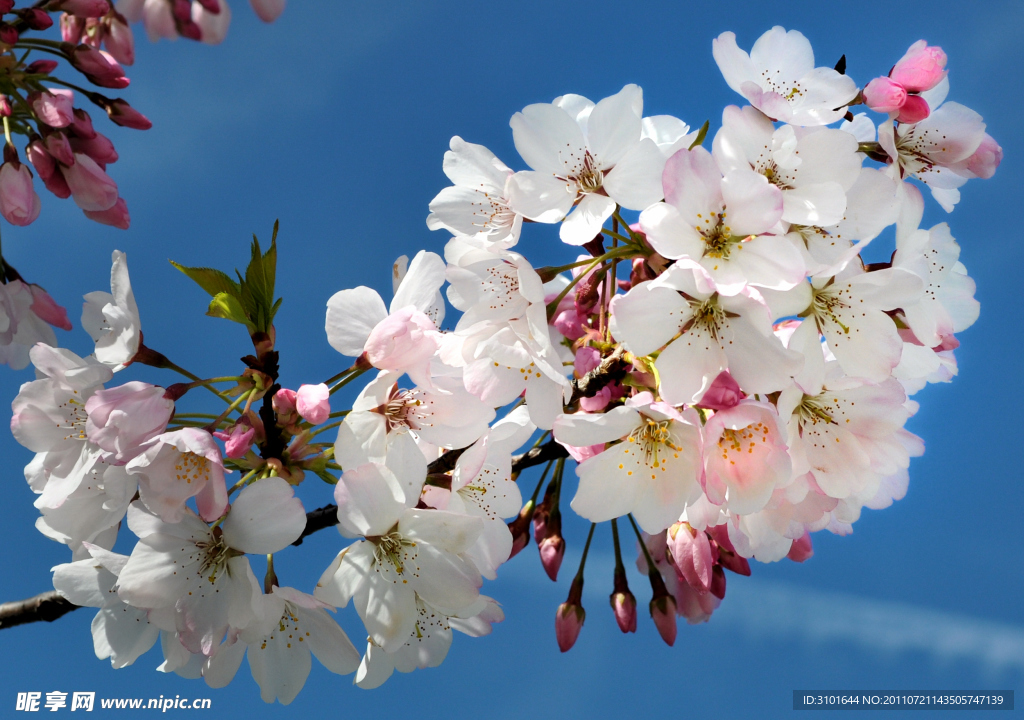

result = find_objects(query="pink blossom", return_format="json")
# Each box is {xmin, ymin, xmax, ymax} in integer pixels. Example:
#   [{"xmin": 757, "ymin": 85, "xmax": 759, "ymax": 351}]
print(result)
[
  {"xmin": 890, "ymin": 40, "xmax": 947, "ymax": 92},
  {"xmin": 30, "ymin": 89, "xmax": 75, "ymax": 128},
  {"xmin": 103, "ymin": 99, "xmax": 151, "ymax": 130},
  {"xmin": 86, "ymin": 381, "xmax": 174, "ymax": 463},
  {"xmin": 675, "ymin": 578, "xmax": 721, "ymax": 624},
  {"xmin": 21, "ymin": 9, "xmax": 53, "ymax": 30},
  {"xmin": 125, "ymin": 427, "xmax": 229, "ymax": 523},
  {"xmin": 787, "ymin": 532, "xmax": 814, "ymax": 562},
  {"xmin": 707, "ymin": 524, "xmax": 751, "ymax": 576},
  {"xmin": 702, "ymin": 401, "xmax": 791, "ymax": 516},
  {"xmin": 363, "ymin": 306, "xmax": 438, "ymax": 376},
  {"xmin": 213, "ymin": 421, "xmax": 255, "ymax": 459},
  {"xmin": 952, "ymin": 133, "xmax": 1002, "ymax": 180},
  {"xmin": 896, "ymin": 94, "xmax": 930, "ymax": 124},
  {"xmin": 63, "ymin": 153, "xmax": 118, "ymax": 211},
  {"xmin": 29, "ymin": 286, "xmax": 72, "ymax": 331},
  {"xmin": 862, "ymin": 77, "xmax": 907, "ymax": 114},
  {"xmin": 295, "ymin": 383, "xmax": 330, "ymax": 425},
  {"xmin": 698, "ymin": 371, "xmax": 743, "ymax": 411},
  {"xmin": 555, "ymin": 599, "xmax": 584, "ymax": 652},
  {"xmin": 25, "ymin": 60, "xmax": 59, "ymax": 75},
  {"xmin": 667, "ymin": 522, "xmax": 713, "ymax": 594},
  {"xmin": 83, "ymin": 197, "xmax": 129, "ymax": 229},
  {"xmin": 0, "ymin": 153, "xmax": 41, "ymax": 227},
  {"xmin": 249, "ymin": 0, "xmax": 285, "ymax": 22}
]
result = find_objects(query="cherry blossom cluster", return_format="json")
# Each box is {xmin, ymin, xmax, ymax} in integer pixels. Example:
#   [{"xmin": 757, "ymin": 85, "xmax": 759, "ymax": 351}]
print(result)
[
  {"xmin": 0, "ymin": 0, "xmax": 284, "ymax": 370},
  {"xmin": 8, "ymin": 26, "xmax": 998, "ymax": 703}
]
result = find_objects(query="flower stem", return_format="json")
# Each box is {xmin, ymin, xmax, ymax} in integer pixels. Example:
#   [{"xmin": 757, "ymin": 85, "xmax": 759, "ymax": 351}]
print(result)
[
  {"xmin": 573, "ymin": 523, "xmax": 597, "ymax": 584},
  {"xmin": 627, "ymin": 513, "xmax": 660, "ymax": 577},
  {"xmin": 329, "ymin": 365, "xmax": 367, "ymax": 396}
]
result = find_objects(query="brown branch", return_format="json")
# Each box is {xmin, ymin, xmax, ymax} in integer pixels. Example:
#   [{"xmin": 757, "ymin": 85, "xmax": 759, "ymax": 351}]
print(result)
[
  {"xmin": 2, "ymin": 439, "xmax": 571, "ymax": 628},
  {"xmin": 570, "ymin": 345, "xmax": 628, "ymax": 404},
  {"xmin": 0, "ymin": 590, "xmax": 78, "ymax": 629}
]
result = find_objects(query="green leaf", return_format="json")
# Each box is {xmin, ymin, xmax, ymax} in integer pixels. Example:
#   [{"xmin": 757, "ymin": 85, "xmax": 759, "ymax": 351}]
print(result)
[
  {"xmin": 170, "ymin": 262, "xmax": 240, "ymax": 298},
  {"xmin": 688, "ymin": 120, "xmax": 710, "ymax": 150},
  {"xmin": 206, "ymin": 292, "xmax": 255, "ymax": 332}
]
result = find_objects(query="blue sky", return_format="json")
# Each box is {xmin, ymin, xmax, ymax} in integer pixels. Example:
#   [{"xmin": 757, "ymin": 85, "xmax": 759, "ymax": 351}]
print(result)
[{"xmin": 0, "ymin": 1, "xmax": 1021, "ymax": 717}]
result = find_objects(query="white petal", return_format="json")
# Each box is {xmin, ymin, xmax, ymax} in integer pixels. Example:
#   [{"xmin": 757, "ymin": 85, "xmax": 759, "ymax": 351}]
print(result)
[
  {"xmin": 325, "ymin": 287, "xmax": 387, "ymax": 356},
  {"xmin": 559, "ymin": 193, "xmax": 615, "ymax": 246},
  {"xmin": 334, "ymin": 463, "xmax": 406, "ymax": 538},
  {"xmin": 586, "ymin": 84, "xmax": 643, "ymax": 168},
  {"xmin": 603, "ymin": 138, "xmax": 666, "ymax": 210},
  {"xmin": 221, "ymin": 477, "xmax": 306, "ymax": 554}
]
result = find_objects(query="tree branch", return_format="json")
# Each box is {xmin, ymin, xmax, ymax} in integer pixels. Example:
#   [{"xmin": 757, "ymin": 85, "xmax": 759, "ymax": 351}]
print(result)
[
  {"xmin": 0, "ymin": 439, "xmax": 570, "ymax": 629},
  {"xmin": 0, "ymin": 590, "xmax": 78, "ymax": 629}
]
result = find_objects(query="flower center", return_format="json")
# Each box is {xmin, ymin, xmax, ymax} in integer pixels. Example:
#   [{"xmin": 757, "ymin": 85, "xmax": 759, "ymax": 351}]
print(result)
[
  {"xmin": 195, "ymin": 535, "xmax": 234, "ymax": 583},
  {"xmin": 58, "ymin": 392, "xmax": 88, "ymax": 442},
  {"xmin": 175, "ymin": 452, "xmax": 210, "ymax": 486},
  {"xmin": 371, "ymin": 531, "xmax": 416, "ymax": 574},
  {"xmin": 627, "ymin": 417, "xmax": 680, "ymax": 468},
  {"xmin": 694, "ymin": 212, "xmax": 738, "ymax": 259},
  {"xmin": 681, "ymin": 296, "xmax": 727, "ymax": 341},
  {"xmin": 809, "ymin": 284, "xmax": 852, "ymax": 334},
  {"xmin": 575, "ymin": 152, "xmax": 604, "ymax": 193},
  {"xmin": 718, "ymin": 422, "xmax": 770, "ymax": 464},
  {"xmin": 795, "ymin": 395, "xmax": 836, "ymax": 429}
]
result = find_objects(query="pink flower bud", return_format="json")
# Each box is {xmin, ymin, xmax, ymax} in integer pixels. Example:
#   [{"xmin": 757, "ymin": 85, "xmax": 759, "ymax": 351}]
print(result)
[
  {"xmin": 103, "ymin": 98, "xmax": 151, "ymax": 130},
  {"xmin": 25, "ymin": 60, "xmax": 59, "ymax": 75},
  {"xmin": 83, "ymin": 196, "xmax": 129, "ymax": 229},
  {"xmin": 55, "ymin": 0, "xmax": 111, "ymax": 18},
  {"xmin": 70, "ymin": 108, "xmax": 96, "ymax": 139},
  {"xmin": 579, "ymin": 384, "xmax": 611, "ymax": 412},
  {"xmin": 787, "ymin": 531, "xmax": 814, "ymax": 563},
  {"xmin": 573, "ymin": 345, "xmax": 601, "ymax": 378},
  {"xmin": 272, "ymin": 387, "xmax": 299, "ymax": 424},
  {"xmin": 63, "ymin": 152, "xmax": 118, "ymax": 211},
  {"xmin": 862, "ymin": 76, "xmax": 907, "ymax": 114},
  {"xmin": 0, "ymin": 0, "xmax": 14, "ymax": 13},
  {"xmin": 555, "ymin": 601, "xmax": 585, "ymax": 652},
  {"xmin": 506, "ymin": 501, "xmax": 534, "ymax": 559},
  {"xmin": 958, "ymin": 133, "xmax": 1002, "ymax": 180},
  {"xmin": 698, "ymin": 370, "xmax": 744, "ymax": 411},
  {"xmin": 69, "ymin": 132, "xmax": 118, "ymax": 166},
  {"xmin": 60, "ymin": 12, "xmax": 86, "ymax": 43},
  {"xmin": 195, "ymin": 0, "xmax": 221, "ymax": 12},
  {"xmin": 610, "ymin": 590, "xmax": 637, "ymax": 633},
  {"xmin": 539, "ymin": 534, "xmax": 565, "ymax": 581},
  {"xmin": 707, "ymin": 524, "xmax": 751, "ymax": 576},
  {"xmin": 45, "ymin": 133, "xmax": 75, "ymax": 166},
  {"xmin": 29, "ymin": 285, "xmax": 72, "ymax": 331},
  {"xmin": 667, "ymin": 522, "xmax": 713, "ymax": 594},
  {"xmin": 19, "ymin": 8, "xmax": 53, "ymax": 29},
  {"xmin": 650, "ymin": 595, "xmax": 677, "ymax": 646},
  {"xmin": 0, "ymin": 151, "xmax": 41, "ymax": 227},
  {"xmin": 26, "ymin": 141, "xmax": 71, "ymax": 199},
  {"xmin": 709, "ymin": 565, "xmax": 726, "ymax": 599},
  {"xmin": 29, "ymin": 89, "xmax": 75, "ymax": 128},
  {"xmin": 0, "ymin": 95, "xmax": 9, "ymax": 117},
  {"xmin": 102, "ymin": 11, "xmax": 134, "ymax": 65},
  {"xmin": 249, "ymin": 0, "xmax": 284, "ymax": 22},
  {"xmin": 890, "ymin": 40, "xmax": 947, "ymax": 93},
  {"xmin": 295, "ymin": 382, "xmax": 330, "ymax": 425},
  {"xmin": 896, "ymin": 94, "xmax": 930, "ymax": 124},
  {"xmin": 67, "ymin": 44, "xmax": 129, "ymax": 89},
  {"xmin": 213, "ymin": 421, "xmax": 256, "ymax": 459},
  {"xmin": 0, "ymin": 24, "xmax": 19, "ymax": 45},
  {"xmin": 193, "ymin": 0, "xmax": 230, "ymax": 45}
]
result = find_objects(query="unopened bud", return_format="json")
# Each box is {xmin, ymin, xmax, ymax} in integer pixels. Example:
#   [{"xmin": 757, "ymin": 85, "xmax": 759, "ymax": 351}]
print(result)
[
  {"xmin": 787, "ymin": 531, "xmax": 814, "ymax": 563},
  {"xmin": 19, "ymin": 8, "xmax": 53, "ymax": 30},
  {"xmin": 0, "ymin": 24, "xmax": 20, "ymax": 45},
  {"xmin": 647, "ymin": 566, "xmax": 677, "ymax": 646},
  {"xmin": 555, "ymin": 601, "xmax": 585, "ymax": 652},
  {"xmin": 610, "ymin": 566, "xmax": 637, "ymax": 634},
  {"xmin": 538, "ymin": 535, "xmax": 565, "ymax": 582},
  {"xmin": 0, "ymin": 95, "xmax": 9, "ymax": 117},
  {"xmin": 667, "ymin": 521, "xmax": 713, "ymax": 594},
  {"xmin": 25, "ymin": 59, "xmax": 59, "ymax": 75},
  {"xmin": 506, "ymin": 500, "xmax": 534, "ymax": 559}
]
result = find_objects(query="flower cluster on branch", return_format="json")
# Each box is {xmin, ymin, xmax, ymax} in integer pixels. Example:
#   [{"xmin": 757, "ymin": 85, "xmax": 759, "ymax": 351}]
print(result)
[{"xmin": 0, "ymin": 24, "xmax": 999, "ymax": 704}]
